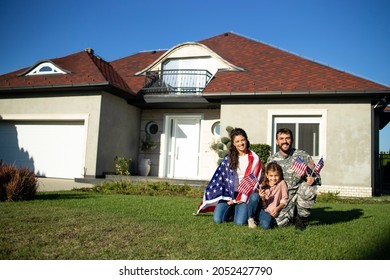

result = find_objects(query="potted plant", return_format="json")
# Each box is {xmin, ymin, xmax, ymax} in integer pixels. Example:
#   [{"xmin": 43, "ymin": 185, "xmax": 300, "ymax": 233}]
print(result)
[{"xmin": 141, "ymin": 134, "xmax": 157, "ymax": 152}]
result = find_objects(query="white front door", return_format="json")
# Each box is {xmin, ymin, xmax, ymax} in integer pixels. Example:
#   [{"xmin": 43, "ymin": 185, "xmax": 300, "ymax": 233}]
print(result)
[{"xmin": 166, "ymin": 115, "xmax": 201, "ymax": 179}]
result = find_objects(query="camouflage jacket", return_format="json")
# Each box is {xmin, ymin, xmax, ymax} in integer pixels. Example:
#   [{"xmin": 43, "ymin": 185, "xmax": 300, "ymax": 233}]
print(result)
[{"xmin": 267, "ymin": 148, "xmax": 321, "ymax": 194}]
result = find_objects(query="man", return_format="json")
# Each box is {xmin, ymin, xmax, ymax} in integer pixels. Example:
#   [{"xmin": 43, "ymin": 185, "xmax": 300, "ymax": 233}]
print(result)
[{"xmin": 267, "ymin": 128, "xmax": 320, "ymax": 230}]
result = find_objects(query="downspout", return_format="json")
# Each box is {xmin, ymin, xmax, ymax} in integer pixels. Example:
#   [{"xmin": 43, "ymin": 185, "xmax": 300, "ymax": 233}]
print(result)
[{"xmin": 372, "ymin": 104, "xmax": 381, "ymax": 196}]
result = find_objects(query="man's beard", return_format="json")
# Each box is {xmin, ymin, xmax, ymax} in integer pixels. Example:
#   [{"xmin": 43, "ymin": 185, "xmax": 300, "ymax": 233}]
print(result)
[{"xmin": 278, "ymin": 142, "xmax": 291, "ymax": 153}]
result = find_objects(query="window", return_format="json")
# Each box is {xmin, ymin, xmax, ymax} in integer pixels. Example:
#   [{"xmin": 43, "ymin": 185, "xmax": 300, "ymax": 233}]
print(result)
[
  {"xmin": 271, "ymin": 113, "xmax": 326, "ymax": 158},
  {"xmin": 26, "ymin": 62, "xmax": 66, "ymax": 76},
  {"xmin": 145, "ymin": 121, "xmax": 158, "ymax": 135},
  {"xmin": 161, "ymin": 57, "xmax": 215, "ymax": 93},
  {"xmin": 211, "ymin": 121, "xmax": 220, "ymax": 138}
]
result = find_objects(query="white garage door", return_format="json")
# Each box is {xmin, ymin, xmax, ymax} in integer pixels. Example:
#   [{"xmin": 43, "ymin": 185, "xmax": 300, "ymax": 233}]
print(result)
[{"xmin": 0, "ymin": 121, "xmax": 85, "ymax": 179}]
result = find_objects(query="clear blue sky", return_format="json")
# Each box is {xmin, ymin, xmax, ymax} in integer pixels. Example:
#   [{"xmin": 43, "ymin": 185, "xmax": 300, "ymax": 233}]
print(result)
[{"xmin": 1, "ymin": 0, "xmax": 389, "ymax": 151}]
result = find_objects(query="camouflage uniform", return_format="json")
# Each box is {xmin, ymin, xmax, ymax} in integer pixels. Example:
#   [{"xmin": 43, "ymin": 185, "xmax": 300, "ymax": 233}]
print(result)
[{"xmin": 267, "ymin": 148, "xmax": 321, "ymax": 227}]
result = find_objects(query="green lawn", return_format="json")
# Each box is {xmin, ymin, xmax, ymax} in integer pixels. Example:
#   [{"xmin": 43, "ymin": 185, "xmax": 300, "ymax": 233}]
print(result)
[{"xmin": 1, "ymin": 191, "xmax": 390, "ymax": 260}]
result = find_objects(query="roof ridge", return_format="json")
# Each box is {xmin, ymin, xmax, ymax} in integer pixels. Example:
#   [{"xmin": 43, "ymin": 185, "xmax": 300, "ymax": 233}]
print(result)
[{"xmin": 86, "ymin": 50, "xmax": 134, "ymax": 93}]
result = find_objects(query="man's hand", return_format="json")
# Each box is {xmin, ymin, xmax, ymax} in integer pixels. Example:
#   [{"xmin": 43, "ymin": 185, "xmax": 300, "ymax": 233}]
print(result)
[{"xmin": 306, "ymin": 175, "xmax": 315, "ymax": 186}]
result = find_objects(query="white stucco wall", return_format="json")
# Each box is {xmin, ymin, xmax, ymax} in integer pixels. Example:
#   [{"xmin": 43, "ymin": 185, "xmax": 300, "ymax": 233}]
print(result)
[
  {"xmin": 139, "ymin": 108, "xmax": 220, "ymax": 179},
  {"xmin": 0, "ymin": 91, "xmax": 142, "ymax": 178},
  {"xmin": 0, "ymin": 93, "xmax": 102, "ymax": 177},
  {"xmin": 220, "ymin": 101, "xmax": 373, "ymax": 197},
  {"xmin": 97, "ymin": 92, "xmax": 141, "ymax": 176}
]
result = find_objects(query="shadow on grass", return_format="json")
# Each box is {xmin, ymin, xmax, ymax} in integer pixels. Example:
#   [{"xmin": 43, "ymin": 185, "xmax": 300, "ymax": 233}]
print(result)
[
  {"xmin": 363, "ymin": 231, "xmax": 390, "ymax": 259},
  {"xmin": 310, "ymin": 207, "xmax": 364, "ymax": 225}
]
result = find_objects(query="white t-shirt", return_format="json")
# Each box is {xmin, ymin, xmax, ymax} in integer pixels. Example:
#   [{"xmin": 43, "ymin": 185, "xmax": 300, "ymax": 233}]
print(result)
[{"xmin": 235, "ymin": 154, "xmax": 249, "ymax": 189}]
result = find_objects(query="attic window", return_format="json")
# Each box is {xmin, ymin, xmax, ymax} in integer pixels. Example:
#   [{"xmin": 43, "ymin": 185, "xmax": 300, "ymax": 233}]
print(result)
[{"xmin": 25, "ymin": 62, "xmax": 66, "ymax": 76}]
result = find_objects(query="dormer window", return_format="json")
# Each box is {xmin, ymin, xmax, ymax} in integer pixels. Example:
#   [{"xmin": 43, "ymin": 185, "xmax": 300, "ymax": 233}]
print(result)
[
  {"xmin": 137, "ymin": 42, "xmax": 244, "ymax": 95},
  {"xmin": 25, "ymin": 62, "xmax": 67, "ymax": 76},
  {"xmin": 159, "ymin": 57, "xmax": 215, "ymax": 94}
]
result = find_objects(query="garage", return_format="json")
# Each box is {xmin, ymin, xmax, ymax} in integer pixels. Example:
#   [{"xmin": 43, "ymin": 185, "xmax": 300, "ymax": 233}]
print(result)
[{"xmin": 0, "ymin": 120, "xmax": 85, "ymax": 179}]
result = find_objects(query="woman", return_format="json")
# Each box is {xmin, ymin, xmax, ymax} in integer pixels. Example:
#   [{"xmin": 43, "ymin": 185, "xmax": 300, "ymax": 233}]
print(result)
[{"xmin": 196, "ymin": 128, "xmax": 262, "ymax": 225}]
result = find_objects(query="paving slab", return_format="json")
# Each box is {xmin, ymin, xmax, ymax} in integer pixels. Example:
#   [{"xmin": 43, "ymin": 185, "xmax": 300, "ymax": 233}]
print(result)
[{"xmin": 37, "ymin": 178, "xmax": 94, "ymax": 192}]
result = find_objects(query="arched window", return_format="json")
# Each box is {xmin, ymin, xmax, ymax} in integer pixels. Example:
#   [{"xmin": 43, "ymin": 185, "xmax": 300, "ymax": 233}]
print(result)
[{"xmin": 26, "ymin": 62, "xmax": 66, "ymax": 76}]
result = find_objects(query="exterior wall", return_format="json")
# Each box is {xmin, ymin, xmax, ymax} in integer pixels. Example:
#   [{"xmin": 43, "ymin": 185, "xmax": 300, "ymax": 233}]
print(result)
[
  {"xmin": 139, "ymin": 108, "xmax": 220, "ymax": 179},
  {"xmin": 97, "ymin": 92, "xmax": 141, "ymax": 176},
  {"xmin": 221, "ymin": 99, "xmax": 373, "ymax": 197},
  {"xmin": 0, "ymin": 93, "xmax": 102, "ymax": 177}
]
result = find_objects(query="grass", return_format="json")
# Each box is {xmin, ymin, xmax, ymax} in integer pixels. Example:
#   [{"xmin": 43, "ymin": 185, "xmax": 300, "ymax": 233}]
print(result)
[{"xmin": 1, "ymin": 191, "xmax": 390, "ymax": 260}]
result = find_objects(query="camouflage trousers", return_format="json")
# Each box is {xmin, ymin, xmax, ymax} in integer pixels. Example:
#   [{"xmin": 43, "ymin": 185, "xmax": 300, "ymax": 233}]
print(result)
[{"xmin": 276, "ymin": 183, "xmax": 318, "ymax": 227}]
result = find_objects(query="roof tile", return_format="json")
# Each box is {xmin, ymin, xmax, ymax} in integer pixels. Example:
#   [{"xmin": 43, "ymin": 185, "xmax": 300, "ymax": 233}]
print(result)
[
  {"xmin": 1, "ymin": 33, "xmax": 389, "ymax": 96},
  {"xmin": 0, "ymin": 50, "xmax": 134, "ymax": 94}
]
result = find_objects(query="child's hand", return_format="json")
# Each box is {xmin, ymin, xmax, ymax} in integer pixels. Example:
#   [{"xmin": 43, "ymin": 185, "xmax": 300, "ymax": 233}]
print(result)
[
  {"xmin": 259, "ymin": 189, "xmax": 266, "ymax": 199},
  {"xmin": 270, "ymin": 209, "xmax": 279, "ymax": 218}
]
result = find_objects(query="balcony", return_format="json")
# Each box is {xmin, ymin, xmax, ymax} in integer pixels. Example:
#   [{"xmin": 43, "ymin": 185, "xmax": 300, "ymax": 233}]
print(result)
[{"xmin": 141, "ymin": 69, "xmax": 213, "ymax": 95}]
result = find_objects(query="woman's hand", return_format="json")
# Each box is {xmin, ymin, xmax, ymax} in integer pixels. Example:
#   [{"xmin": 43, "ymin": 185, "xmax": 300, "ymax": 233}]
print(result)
[{"xmin": 227, "ymin": 200, "xmax": 235, "ymax": 205}]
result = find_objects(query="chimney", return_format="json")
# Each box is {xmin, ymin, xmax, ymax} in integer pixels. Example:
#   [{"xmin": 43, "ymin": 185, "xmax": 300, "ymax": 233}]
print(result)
[{"xmin": 85, "ymin": 48, "xmax": 94, "ymax": 54}]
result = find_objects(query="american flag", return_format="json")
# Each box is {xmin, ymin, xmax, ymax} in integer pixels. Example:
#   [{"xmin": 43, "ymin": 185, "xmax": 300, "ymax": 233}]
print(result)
[
  {"xmin": 313, "ymin": 157, "xmax": 324, "ymax": 174},
  {"xmin": 290, "ymin": 156, "xmax": 308, "ymax": 177},
  {"xmin": 237, "ymin": 173, "xmax": 258, "ymax": 195},
  {"xmin": 196, "ymin": 150, "xmax": 261, "ymax": 214}
]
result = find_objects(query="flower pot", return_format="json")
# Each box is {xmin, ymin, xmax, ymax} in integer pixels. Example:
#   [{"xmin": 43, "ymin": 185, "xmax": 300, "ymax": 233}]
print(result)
[{"xmin": 138, "ymin": 158, "xmax": 151, "ymax": 176}]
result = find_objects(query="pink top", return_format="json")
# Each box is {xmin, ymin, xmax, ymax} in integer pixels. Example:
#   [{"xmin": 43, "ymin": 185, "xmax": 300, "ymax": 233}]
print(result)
[{"xmin": 262, "ymin": 180, "xmax": 288, "ymax": 214}]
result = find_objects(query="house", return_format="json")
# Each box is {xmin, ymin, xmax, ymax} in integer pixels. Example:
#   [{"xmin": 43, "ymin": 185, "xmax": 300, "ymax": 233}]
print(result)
[{"xmin": 1, "ymin": 32, "xmax": 389, "ymax": 196}]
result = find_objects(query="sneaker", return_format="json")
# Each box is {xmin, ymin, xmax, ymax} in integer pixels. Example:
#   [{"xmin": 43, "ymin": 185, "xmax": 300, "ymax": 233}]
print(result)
[{"xmin": 248, "ymin": 218, "xmax": 257, "ymax": 229}]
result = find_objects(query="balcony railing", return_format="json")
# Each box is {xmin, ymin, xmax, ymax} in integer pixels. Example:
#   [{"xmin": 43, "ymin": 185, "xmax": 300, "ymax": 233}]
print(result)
[{"xmin": 141, "ymin": 69, "xmax": 213, "ymax": 95}]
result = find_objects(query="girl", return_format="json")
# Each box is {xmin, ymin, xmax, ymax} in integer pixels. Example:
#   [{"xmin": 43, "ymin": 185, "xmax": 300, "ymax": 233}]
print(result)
[
  {"xmin": 196, "ymin": 128, "xmax": 261, "ymax": 225},
  {"xmin": 248, "ymin": 162, "xmax": 288, "ymax": 229}
]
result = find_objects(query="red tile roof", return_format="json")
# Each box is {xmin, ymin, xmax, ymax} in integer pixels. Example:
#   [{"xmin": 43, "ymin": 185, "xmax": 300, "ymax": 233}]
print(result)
[
  {"xmin": 200, "ymin": 32, "xmax": 389, "ymax": 93},
  {"xmin": 111, "ymin": 51, "xmax": 165, "ymax": 93},
  {"xmin": 110, "ymin": 32, "xmax": 389, "ymax": 94},
  {"xmin": 1, "ymin": 32, "xmax": 389, "ymax": 96},
  {"xmin": 0, "ymin": 50, "xmax": 134, "ymax": 95}
]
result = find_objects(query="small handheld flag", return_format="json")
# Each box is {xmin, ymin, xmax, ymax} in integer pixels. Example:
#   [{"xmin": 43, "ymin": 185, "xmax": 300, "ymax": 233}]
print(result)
[
  {"xmin": 290, "ymin": 156, "xmax": 308, "ymax": 177},
  {"xmin": 312, "ymin": 157, "xmax": 324, "ymax": 175},
  {"xmin": 237, "ymin": 173, "xmax": 258, "ymax": 195}
]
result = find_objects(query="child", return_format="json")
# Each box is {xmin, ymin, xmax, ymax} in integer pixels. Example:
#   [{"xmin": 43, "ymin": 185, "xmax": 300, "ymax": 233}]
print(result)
[{"xmin": 247, "ymin": 162, "xmax": 288, "ymax": 229}]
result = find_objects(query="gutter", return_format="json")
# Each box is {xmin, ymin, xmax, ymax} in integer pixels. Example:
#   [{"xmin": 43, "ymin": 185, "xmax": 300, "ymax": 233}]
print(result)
[
  {"xmin": 0, "ymin": 82, "xmax": 111, "ymax": 91},
  {"xmin": 203, "ymin": 89, "xmax": 390, "ymax": 97},
  {"xmin": 0, "ymin": 82, "xmax": 140, "ymax": 100}
]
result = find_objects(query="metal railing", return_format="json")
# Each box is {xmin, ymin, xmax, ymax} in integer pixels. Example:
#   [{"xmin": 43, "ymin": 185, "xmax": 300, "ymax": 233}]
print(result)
[{"xmin": 142, "ymin": 69, "xmax": 213, "ymax": 95}]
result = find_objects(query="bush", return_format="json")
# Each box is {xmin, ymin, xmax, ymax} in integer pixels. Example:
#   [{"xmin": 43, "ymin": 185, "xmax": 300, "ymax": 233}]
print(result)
[
  {"xmin": 250, "ymin": 143, "xmax": 271, "ymax": 168},
  {"xmin": 114, "ymin": 156, "xmax": 131, "ymax": 176},
  {"xmin": 89, "ymin": 180, "xmax": 204, "ymax": 198},
  {"xmin": 0, "ymin": 162, "xmax": 38, "ymax": 202}
]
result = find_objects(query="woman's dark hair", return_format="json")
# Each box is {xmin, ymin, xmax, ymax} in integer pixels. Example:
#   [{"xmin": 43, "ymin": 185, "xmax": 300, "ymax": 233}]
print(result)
[
  {"xmin": 262, "ymin": 161, "xmax": 284, "ymax": 187},
  {"xmin": 228, "ymin": 127, "xmax": 250, "ymax": 170}
]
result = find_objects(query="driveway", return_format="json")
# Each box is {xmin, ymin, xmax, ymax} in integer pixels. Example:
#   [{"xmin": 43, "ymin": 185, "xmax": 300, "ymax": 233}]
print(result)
[{"xmin": 37, "ymin": 178, "xmax": 94, "ymax": 192}]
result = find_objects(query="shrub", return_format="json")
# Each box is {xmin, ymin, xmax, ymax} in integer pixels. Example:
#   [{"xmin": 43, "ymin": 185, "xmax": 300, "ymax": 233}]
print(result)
[
  {"xmin": 316, "ymin": 191, "xmax": 340, "ymax": 202},
  {"xmin": 114, "ymin": 156, "xmax": 131, "ymax": 176},
  {"xmin": 0, "ymin": 162, "xmax": 38, "ymax": 202},
  {"xmin": 89, "ymin": 180, "xmax": 204, "ymax": 198},
  {"xmin": 250, "ymin": 143, "xmax": 271, "ymax": 168}
]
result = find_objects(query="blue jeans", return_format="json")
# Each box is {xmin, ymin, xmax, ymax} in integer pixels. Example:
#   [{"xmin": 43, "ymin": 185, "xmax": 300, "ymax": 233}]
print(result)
[
  {"xmin": 247, "ymin": 192, "xmax": 260, "ymax": 220},
  {"xmin": 259, "ymin": 209, "xmax": 276, "ymax": 229},
  {"xmin": 247, "ymin": 192, "xmax": 276, "ymax": 229},
  {"xmin": 213, "ymin": 200, "xmax": 249, "ymax": 225}
]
